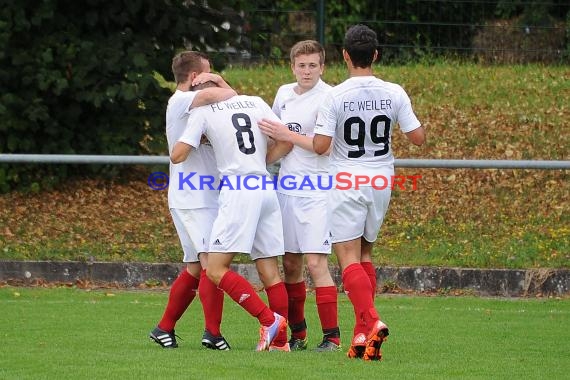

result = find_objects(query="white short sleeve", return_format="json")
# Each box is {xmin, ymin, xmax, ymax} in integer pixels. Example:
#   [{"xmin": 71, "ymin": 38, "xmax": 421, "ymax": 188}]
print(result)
[
  {"xmin": 179, "ymin": 109, "xmax": 207, "ymax": 148},
  {"xmin": 314, "ymin": 93, "xmax": 336, "ymax": 137}
]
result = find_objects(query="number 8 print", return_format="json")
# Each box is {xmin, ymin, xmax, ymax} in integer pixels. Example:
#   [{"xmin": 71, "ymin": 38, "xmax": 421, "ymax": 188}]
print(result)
[{"xmin": 232, "ymin": 113, "xmax": 256, "ymax": 155}]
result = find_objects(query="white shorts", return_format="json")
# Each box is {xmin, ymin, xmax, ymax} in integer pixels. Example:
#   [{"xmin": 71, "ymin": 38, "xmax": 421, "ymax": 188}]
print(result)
[
  {"xmin": 328, "ymin": 186, "xmax": 391, "ymax": 244},
  {"xmin": 277, "ymin": 193, "xmax": 332, "ymax": 254},
  {"xmin": 209, "ymin": 187, "xmax": 284, "ymax": 260},
  {"xmin": 170, "ymin": 208, "xmax": 217, "ymax": 263}
]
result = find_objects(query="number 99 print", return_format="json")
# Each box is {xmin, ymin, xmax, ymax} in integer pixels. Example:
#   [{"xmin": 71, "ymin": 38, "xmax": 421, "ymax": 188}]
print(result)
[{"xmin": 147, "ymin": 172, "xmax": 422, "ymax": 191}]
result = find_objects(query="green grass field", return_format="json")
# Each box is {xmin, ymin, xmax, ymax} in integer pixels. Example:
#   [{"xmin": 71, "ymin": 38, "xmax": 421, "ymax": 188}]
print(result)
[{"xmin": 1, "ymin": 287, "xmax": 569, "ymax": 379}]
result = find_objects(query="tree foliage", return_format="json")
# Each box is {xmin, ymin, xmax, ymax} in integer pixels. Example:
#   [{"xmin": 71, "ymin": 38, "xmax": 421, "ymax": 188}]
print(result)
[{"xmin": 0, "ymin": 0, "xmax": 242, "ymax": 191}]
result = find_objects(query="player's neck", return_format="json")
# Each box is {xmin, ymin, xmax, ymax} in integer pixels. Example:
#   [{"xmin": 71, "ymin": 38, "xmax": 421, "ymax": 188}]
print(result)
[
  {"xmin": 349, "ymin": 66, "xmax": 373, "ymax": 77},
  {"xmin": 177, "ymin": 82, "xmax": 191, "ymax": 92},
  {"xmin": 294, "ymin": 84, "xmax": 313, "ymax": 95}
]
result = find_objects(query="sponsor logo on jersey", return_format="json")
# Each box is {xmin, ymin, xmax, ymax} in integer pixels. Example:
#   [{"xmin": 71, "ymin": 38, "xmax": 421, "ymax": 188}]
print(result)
[{"xmin": 286, "ymin": 122, "xmax": 302, "ymax": 133}]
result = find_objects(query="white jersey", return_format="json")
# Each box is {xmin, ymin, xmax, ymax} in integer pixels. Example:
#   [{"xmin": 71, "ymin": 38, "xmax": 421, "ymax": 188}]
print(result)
[
  {"xmin": 166, "ymin": 90, "xmax": 219, "ymax": 209},
  {"xmin": 272, "ymin": 79, "xmax": 332, "ymax": 197},
  {"xmin": 314, "ymin": 76, "xmax": 421, "ymax": 177},
  {"xmin": 179, "ymin": 95, "xmax": 280, "ymax": 178}
]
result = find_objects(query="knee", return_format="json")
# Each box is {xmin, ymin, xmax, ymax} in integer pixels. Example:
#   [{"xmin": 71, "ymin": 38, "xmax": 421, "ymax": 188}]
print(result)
[
  {"xmin": 206, "ymin": 268, "xmax": 223, "ymax": 286},
  {"xmin": 258, "ymin": 269, "xmax": 281, "ymax": 287},
  {"xmin": 305, "ymin": 256, "xmax": 327, "ymax": 276},
  {"xmin": 186, "ymin": 262, "xmax": 202, "ymax": 278},
  {"xmin": 283, "ymin": 254, "xmax": 303, "ymax": 275},
  {"xmin": 257, "ymin": 266, "xmax": 282, "ymax": 288}
]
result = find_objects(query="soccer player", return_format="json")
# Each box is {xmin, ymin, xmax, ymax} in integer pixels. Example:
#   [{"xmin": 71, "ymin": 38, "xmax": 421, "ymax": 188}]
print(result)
[
  {"xmin": 170, "ymin": 85, "xmax": 293, "ymax": 351},
  {"xmin": 313, "ymin": 24, "xmax": 426, "ymax": 360},
  {"xmin": 149, "ymin": 51, "xmax": 236, "ymax": 350},
  {"xmin": 258, "ymin": 40, "xmax": 341, "ymax": 352}
]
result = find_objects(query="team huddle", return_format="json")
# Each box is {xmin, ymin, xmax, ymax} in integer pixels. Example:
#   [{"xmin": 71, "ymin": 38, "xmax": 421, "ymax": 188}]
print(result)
[{"xmin": 149, "ymin": 24, "xmax": 426, "ymax": 360}]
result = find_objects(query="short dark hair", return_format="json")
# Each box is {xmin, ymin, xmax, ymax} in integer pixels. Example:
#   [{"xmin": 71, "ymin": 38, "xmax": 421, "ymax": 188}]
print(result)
[
  {"xmin": 343, "ymin": 24, "xmax": 378, "ymax": 68},
  {"xmin": 171, "ymin": 51, "xmax": 209, "ymax": 84}
]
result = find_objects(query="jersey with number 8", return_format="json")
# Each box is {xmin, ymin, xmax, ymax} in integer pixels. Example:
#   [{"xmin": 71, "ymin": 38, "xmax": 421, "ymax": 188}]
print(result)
[
  {"xmin": 180, "ymin": 95, "xmax": 281, "ymax": 177},
  {"xmin": 314, "ymin": 76, "xmax": 421, "ymax": 177}
]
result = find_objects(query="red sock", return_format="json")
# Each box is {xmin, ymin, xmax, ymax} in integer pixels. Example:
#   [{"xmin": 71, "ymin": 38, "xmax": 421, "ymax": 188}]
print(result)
[
  {"xmin": 342, "ymin": 263, "xmax": 378, "ymax": 337},
  {"xmin": 158, "ymin": 269, "xmax": 199, "ymax": 332},
  {"xmin": 218, "ymin": 271, "xmax": 274, "ymax": 326},
  {"xmin": 360, "ymin": 261, "xmax": 377, "ymax": 300},
  {"xmin": 285, "ymin": 281, "xmax": 306, "ymax": 340},
  {"xmin": 199, "ymin": 269, "xmax": 224, "ymax": 336},
  {"xmin": 316, "ymin": 286, "xmax": 340, "ymax": 345},
  {"xmin": 266, "ymin": 281, "xmax": 289, "ymax": 346}
]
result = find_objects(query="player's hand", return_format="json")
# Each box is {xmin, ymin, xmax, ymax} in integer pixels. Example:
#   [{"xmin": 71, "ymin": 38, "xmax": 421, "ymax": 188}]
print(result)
[
  {"xmin": 258, "ymin": 119, "xmax": 292, "ymax": 142},
  {"xmin": 192, "ymin": 72, "xmax": 222, "ymax": 86}
]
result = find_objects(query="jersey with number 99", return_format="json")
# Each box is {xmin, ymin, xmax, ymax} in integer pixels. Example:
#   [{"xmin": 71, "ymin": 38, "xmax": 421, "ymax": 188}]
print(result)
[{"xmin": 314, "ymin": 76, "xmax": 421, "ymax": 177}]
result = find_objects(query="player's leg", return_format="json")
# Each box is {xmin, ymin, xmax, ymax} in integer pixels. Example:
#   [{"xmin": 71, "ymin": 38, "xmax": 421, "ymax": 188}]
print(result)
[
  {"xmin": 360, "ymin": 181, "xmax": 390, "ymax": 301},
  {"xmin": 282, "ymin": 253, "xmax": 308, "ymax": 349},
  {"xmin": 207, "ymin": 252, "xmax": 285, "ymax": 351},
  {"xmin": 252, "ymin": 188, "xmax": 288, "ymax": 351},
  {"xmin": 149, "ymin": 262, "xmax": 201, "ymax": 348},
  {"xmin": 361, "ymin": 184, "xmax": 390, "ymax": 304},
  {"xmin": 360, "ymin": 186, "xmax": 391, "ymax": 361},
  {"xmin": 329, "ymin": 188, "xmax": 377, "ymax": 358},
  {"xmin": 305, "ymin": 253, "xmax": 340, "ymax": 351},
  {"xmin": 334, "ymin": 239, "xmax": 377, "ymax": 333},
  {"xmin": 297, "ymin": 195, "xmax": 340, "ymax": 351},
  {"xmin": 207, "ymin": 187, "xmax": 286, "ymax": 351},
  {"xmin": 182, "ymin": 207, "xmax": 230, "ymax": 350},
  {"xmin": 335, "ymin": 239, "xmax": 379, "ymax": 359},
  {"xmin": 198, "ymin": 252, "xmax": 230, "ymax": 350},
  {"xmin": 254, "ymin": 256, "xmax": 289, "ymax": 350},
  {"xmin": 169, "ymin": 207, "xmax": 230, "ymax": 350},
  {"xmin": 278, "ymin": 193, "xmax": 307, "ymax": 349},
  {"xmin": 360, "ymin": 239, "xmax": 377, "ymax": 300},
  {"xmin": 149, "ymin": 209, "xmax": 201, "ymax": 348}
]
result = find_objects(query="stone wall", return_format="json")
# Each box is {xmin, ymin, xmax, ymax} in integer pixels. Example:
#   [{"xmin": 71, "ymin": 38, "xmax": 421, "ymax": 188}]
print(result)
[{"xmin": 1, "ymin": 261, "xmax": 568, "ymax": 297}]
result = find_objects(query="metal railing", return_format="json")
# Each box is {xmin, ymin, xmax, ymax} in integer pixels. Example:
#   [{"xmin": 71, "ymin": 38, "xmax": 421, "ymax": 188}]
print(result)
[{"xmin": 1, "ymin": 154, "xmax": 569, "ymax": 170}]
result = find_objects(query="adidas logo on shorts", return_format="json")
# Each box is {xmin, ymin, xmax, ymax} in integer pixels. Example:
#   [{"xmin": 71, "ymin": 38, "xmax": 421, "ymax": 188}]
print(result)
[
  {"xmin": 213, "ymin": 239, "xmax": 222, "ymax": 246},
  {"xmin": 323, "ymin": 239, "xmax": 330, "ymax": 246}
]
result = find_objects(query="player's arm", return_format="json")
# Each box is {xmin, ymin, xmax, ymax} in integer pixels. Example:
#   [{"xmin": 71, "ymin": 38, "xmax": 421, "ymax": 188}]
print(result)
[
  {"xmin": 405, "ymin": 126, "xmax": 426, "ymax": 146},
  {"xmin": 313, "ymin": 134, "xmax": 332, "ymax": 155},
  {"xmin": 312, "ymin": 94, "xmax": 335, "ymax": 155},
  {"xmin": 191, "ymin": 87, "xmax": 236, "ymax": 108},
  {"xmin": 258, "ymin": 119, "xmax": 315, "ymax": 152},
  {"xmin": 192, "ymin": 72, "xmax": 233, "ymax": 89},
  {"xmin": 190, "ymin": 73, "xmax": 236, "ymax": 108},
  {"xmin": 257, "ymin": 98, "xmax": 293, "ymax": 163},
  {"xmin": 170, "ymin": 142, "xmax": 194, "ymax": 164},
  {"xmin": 171, "ymin": 111, "xmax": 206, "ymax": 164},
  {"xmin": 266, "ymin": 138, "xmax": 293, "ymax": 164},
  {"xmin": 397, "ymin": 87, "xmax": 426, "ymax": 146}
]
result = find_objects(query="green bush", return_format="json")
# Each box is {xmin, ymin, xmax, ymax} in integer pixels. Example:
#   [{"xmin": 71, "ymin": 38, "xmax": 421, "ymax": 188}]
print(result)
[{"xmin": 0, "ymin": 0, "xmax": 241, "ymax": 192}]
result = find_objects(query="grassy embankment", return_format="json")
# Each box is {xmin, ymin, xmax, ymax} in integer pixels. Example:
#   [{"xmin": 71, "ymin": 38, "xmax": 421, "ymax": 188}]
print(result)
[{"xmin": 0, "ymin": 63, "xmax": 568, "ymax": 268}]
